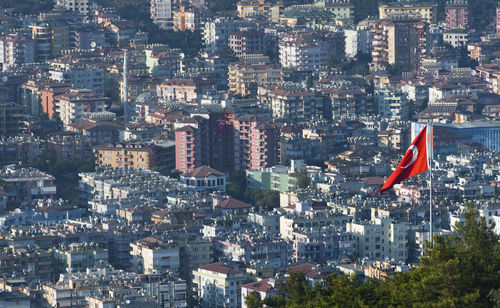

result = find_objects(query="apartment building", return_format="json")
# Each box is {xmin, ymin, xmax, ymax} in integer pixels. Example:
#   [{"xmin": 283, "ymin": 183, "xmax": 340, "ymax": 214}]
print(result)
[
  {"xmin": 237, "ymin": 0, "xmax": 282, "ymax": 22},
  {"xmin": 216, "ymin": 235, "xmax": 289, "ymax": 268},
  {"xmin": 130, "ymin": 237, "xmax": 180, "ymax": 276},
  {"xmin": 175, "ymin": 112, "xmax": 279, "ymax": 172},
  {"xmin": 173, "ymin": 5, "xmax": 200, "ymax": 32},
  {"xmin": 347, "ymin": 216, "xmax": 409, "ymax": 262},
  {"xmin": 280, "ymin": 210, "xmax": 349, "ymax": 240},
  {"xmin": 291, "ymin": 229, "xmax": 353, "ymax": 262},
  {"xmin": 157, "ymin": 78, "xmax": 215, "ymax": 103},
  {"xmin": 56, "ymin": 0, "xmax": 94, "ymax": 19},
  {"xmin": 233, "ymin": 116, "xmax": 279, "ymax": 170},
  {"xmin": 203, "ymin": 17, "xmax": 246, "ymax": 51},
  {"xmin": 49, "ymin": 64, "xmax": 105, "ymax": 95},
  {"xmin": 259, "ymin": 86, "xmax": 325, "ymax": 120},
  {"xmin": 54, "ymin": 89, "xmax": 110, "ymax": 126},
  {"xmin": 228, "ymin": 62, "xmax": 282, "ymax": 97},
  {"xmin": 54, "ymin": 243, "xmax": 108, "ymax": 273},
  {"xmin": 0, "ymin": 246, "xmax": 55, "ymax": 279},
  {"xmin": 0, "ymin": 34, "xmax": 35, "ymax": 71},
  {"xmin": 150, "ymin": 0, "xmax": 172, "ymax": 30},
  {"xmin": 445, "ymin": 0, "xmax": 470, "ymax": 29},
  {"xmin": 0, "ymin": 166, "xmax": 56, "ymax": 204},
  {"xmin": 371, "ymin": 19, "xmax": 428, "ymax": 72},
  {"xmin": 229, "ymin": 30, "xmax": 266, "ymax": 58},
  {"xmin": 193, "ymin": 262, "xmax": 247, "ymax": 308},
  {"xmin": 379, "ymin": 2, "xmax": 437, "ymax": 24},
  {"xmin": 95, "ymin": 141, "xmax": 175, "ymax": 171}
]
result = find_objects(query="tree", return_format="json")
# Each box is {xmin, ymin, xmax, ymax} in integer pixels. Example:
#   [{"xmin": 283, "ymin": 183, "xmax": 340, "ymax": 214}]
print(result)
[
  {"xmin": 263, "ymin": 204, "xmax": 500, "ymax": 307},
  {"xmin": 295, "ymin": 167, "xmax": 310, "ymax": 189},
  {"xmin": 227, "ymin": 170, "xmax": 247, "ymax": 200},
  {"xmin": 245, "ymin": 291, "xmax": 263, "ymax": 308}
]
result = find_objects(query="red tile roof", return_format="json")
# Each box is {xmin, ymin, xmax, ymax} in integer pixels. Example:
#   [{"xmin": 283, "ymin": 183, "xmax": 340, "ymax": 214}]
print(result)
[
  {"xmin": 182, "ymin": 166, "xmax": 225, "ymax": 177},
  {"xmin": 217, "ymin": 198, "xmax": 252, "ymax": 209},
  {"xmin": 198, "ymin": 262, "xmax": 242, "ymax": 275},
  {"xmin": 241, "ymin": 279, "xmax": 276, "ymax": 293}
]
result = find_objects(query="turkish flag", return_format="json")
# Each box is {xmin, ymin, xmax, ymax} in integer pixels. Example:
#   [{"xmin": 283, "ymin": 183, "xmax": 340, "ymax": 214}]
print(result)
[{"xmin": 381, "ymin": 125, "xmax": 429, "ymax": 193}]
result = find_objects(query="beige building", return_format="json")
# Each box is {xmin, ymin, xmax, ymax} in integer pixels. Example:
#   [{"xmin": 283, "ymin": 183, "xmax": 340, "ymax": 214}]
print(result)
[
  {"xmin": 347, "ymin": 216, "xmax": 409, "ymax": 262},
  {"xmin": 379, "ymin": 2, "xmax": 437, "ymax": 24},
  {"xmin": 237, "ymin": 0, "xmax": 283, "ymax": 21},
  {"xmin": 130, "ymin": 237, "xmax": 180, "ymax": 276},
  {"xmin": 54, "ymin": 243, "xmax": 108, "ymax": 273},
  {"xmin": 228, "ymin": 62, "xmax": 282, "ymax": 97},
  {"xmin": 54, "ymin": 89, "xmax": 110, "ymax": 126},
  {"xmin": 193, "ymin": 262, "xmax": 247, "ymax": 308}
]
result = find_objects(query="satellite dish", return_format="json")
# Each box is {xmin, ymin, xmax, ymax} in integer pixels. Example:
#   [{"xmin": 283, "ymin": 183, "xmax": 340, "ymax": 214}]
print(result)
[
  {"xmin": 90, "ymin": 41, "xmax": 96, "ymax": 49},
  {"xmin": 1, "ymin": 76, "xmax": 7, "ymax": 83}
]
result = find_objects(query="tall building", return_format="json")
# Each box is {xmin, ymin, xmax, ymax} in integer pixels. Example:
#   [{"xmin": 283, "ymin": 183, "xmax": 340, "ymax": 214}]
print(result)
[
  {"xmin": 174, "ymin": 112, "xmax": 279, "ymax": 172},
  {"xmin": 173, "ymin": 5, "xmax": 200, "ymax": 32},
  {"xmin": 203, "ymin": 17, "xmax": 246, "ymax": 52},
  {"xmin": 229, "ymin": 30, "xmax": 266, "ymax": 58},
  {"xmin": 0, "ymin": 34, "xmax": 35, "ymax": 71},
  {"xmin": 371, "ymin": 19, "xmax": 428, "ymax": 72},
  {"xmin": 150, "ymin": 0, "xmax": 172, "ymax": 30},
  {"xmin": 497, "ymin": 5, "xmax": 500, "ymax": 35},
  {"xmin": 379, "ymin": 2, "xmax": 437, "ymax": 24},
  {"xmin": 445, "ymin": 0, "xmax": 470, "ymax": 29}
]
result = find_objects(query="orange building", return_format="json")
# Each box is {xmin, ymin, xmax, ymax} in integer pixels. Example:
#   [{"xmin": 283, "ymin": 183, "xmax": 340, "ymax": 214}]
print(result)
[{"xmin": 41, "ymin": 84, "xmax": 71, "ymax": 119}]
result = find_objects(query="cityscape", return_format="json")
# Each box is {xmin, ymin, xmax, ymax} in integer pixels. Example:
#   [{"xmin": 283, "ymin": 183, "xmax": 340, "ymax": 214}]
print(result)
[{"xmin": 0, "ymin": 0, "xmax": 499, "ymax": 307}]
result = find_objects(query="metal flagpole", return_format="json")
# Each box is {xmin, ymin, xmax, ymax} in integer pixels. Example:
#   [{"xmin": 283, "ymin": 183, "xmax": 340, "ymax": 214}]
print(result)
[{"xmin": 428, "ymin": 123, "xmax": 433, "ymax": 246}]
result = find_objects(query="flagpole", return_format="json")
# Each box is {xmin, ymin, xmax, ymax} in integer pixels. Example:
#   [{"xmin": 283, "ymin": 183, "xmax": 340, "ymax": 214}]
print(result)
[{"xmin": 428, "ymin": 123, "xmax": 433, "ymax": 246}]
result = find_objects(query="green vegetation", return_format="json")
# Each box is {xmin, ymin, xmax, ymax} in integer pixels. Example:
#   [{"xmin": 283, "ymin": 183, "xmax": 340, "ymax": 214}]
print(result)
[
  {"xmin": 1, "ymin": 0, "xmax": 55, "ymax": 15},
  {"xmin": 295, "ymin": 167, "xmax": 310, "ymax": 189},
  {"xmin": 246, "ymin": 205, "xmax": 500, "ymax": 307},
  {"xmin": 29, "ymin": 147, "xmax": 95, "ymax": 204},
  {"xmin": 227, "ymin": 171, "xmax": 280, "ymax": 210}
]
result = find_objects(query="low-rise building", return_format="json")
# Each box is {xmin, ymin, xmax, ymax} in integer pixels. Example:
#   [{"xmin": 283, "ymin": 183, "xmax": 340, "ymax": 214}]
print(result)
[
  {"xmin": 95, "ymin": 141, "xmax": 175, "ymax": 171},
  {"xmin": 0, "ymin": 165, "xmax": 56, "ymax": 205},
  {"xmin": 54, "ymin": 243, "xmax": 108, "ymax": 273}
]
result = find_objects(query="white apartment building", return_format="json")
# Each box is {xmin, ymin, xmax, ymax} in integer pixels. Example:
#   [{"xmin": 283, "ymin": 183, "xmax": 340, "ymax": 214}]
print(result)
[
  {"xmin": 150, "ymin": 0, "xmax": 172, "ymax": 30},
  {"xmin": 49, "ymin": 65, "xmax": 105, "ymax": 94},
  {"xmin": 347, "ymin": 216, "xmax": 409, "ymax": 262},
  {"xmin": 130, "ymin": 237, "xmax": 180, "ymax": 276},
  {"xmin": 54, "ymin": 89, "xmax": 109, "ymax": 126},
  {"xmin": 203, "ymin": 17, "xmax": 244, "ymax": 51},
  {"xmin": 443, "ymin": 29, "xmax": 469, "ymax": 48},
  {"xmin": 344, "ymin": 29, "xmax": 359, "ymax": 58},
  {"xmin": 0, "ymin": 34, "xmax": 35, "ymax": 71},
  {"xmin": 280, "ymin": 210, "xmax": 349, "ymax": 240},
  {"xmin": 344, "ymin": 26, "xmax": 371, "ymax": 58},
  {"xmin": 279, "ymin": 39, "xmax": 327, "ymax": 71},
  {"xmin": 193, "ymin": 262, "xmax": 247, "ymax": 308}
]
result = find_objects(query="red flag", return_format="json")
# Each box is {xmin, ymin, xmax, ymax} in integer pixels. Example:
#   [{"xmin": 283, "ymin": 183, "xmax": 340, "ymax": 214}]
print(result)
[{"xmin": 381, "ymin": 125, "xmax": 429, "ymax": 193}]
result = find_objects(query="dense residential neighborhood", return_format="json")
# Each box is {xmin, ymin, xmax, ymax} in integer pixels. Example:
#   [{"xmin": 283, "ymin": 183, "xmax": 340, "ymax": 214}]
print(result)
[{"xmin": 0, "ymin": 0, "xmax": 499, "ymax": 307}]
